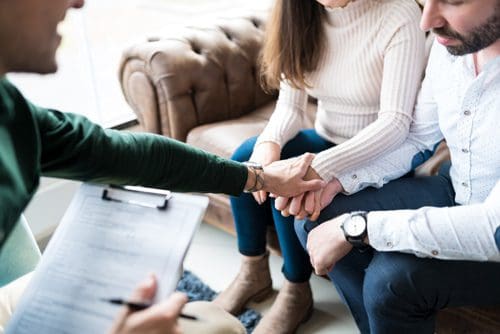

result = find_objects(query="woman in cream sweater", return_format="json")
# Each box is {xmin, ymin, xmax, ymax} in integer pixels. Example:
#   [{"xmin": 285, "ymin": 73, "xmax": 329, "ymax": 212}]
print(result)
[{"xmin": 214, "ymin": 0, "xmax": 426, "ymax": 332}]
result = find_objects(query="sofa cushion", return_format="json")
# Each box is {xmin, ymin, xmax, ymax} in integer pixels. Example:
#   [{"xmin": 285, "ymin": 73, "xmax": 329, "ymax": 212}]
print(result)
[{"xmin": 187, "ymin": 101, "xmax": 316, "ymax": 159}]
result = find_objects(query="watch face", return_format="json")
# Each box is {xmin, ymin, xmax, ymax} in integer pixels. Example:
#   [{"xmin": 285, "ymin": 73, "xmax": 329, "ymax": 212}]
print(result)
[{"xmin": 344, "ymin": 215, "xmax": 366, "ymax": 237}]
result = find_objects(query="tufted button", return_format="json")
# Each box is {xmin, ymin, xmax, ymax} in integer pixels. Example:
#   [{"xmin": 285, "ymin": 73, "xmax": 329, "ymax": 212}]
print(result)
[
  {"xmin": 189, "ymin": 41, "xmax": 201, "ymax": 54},
  {"xmin": 251, "ymin": 19, "xmax": 261, "ymax": 28},
  {"xmin": 386, "ymin": 241, "xmax": 393, "ymax": 248},
  {"xmin": 462, "ymin": 182, "xmax": 468, "ymax": 188},
  {"xmin": 431, "ymin": 250, "xmax": 439, "ymax": 256},
  {"xmin": 219, "ymin": 28, "xmax": 233, "ymax": 41},
  {"xmin": 462, "ymin": 148, "xmax": 469, "ymax": 153},
  {"xmin": 351, "ymin": 174, "xmax": 358, "ymax": 180},
  {"xmin": 463, "ymin": 110, "xmax": 471, "ymax": 116}
]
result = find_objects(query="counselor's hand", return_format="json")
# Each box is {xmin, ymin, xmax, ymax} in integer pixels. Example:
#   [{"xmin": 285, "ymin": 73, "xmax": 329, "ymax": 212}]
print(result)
[
  {"xmin": 263, "ymin": 153, "xmax": 326, "ymax": 198},
  {"xmin": 248, "ymin": 142, "xmax": 281, "ymax": 204},
  {"xmin": 306, "ymin": 214, "xmax": 352, "ymax": 276},
  {"xmin": 109, "ymin": 275, "xmax": 188, "ymax": 334}
]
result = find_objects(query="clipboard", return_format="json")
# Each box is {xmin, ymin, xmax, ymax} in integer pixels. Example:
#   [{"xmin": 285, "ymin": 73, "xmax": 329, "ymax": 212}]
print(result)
[{"xmin": 6, "ymin": 183, "xmax": 209, "ymax": 334}]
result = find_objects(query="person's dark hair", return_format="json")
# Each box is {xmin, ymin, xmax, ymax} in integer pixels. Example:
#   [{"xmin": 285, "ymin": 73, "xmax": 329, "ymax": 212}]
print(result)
[{"xmin": 260, "ymin": 0, "xmax": 327, "ymax": 91}]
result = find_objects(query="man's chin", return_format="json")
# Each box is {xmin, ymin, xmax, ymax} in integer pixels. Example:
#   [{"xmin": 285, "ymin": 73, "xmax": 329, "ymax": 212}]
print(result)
[{"xmin": 445, "ymin": 45, "xmax": 468, "ymax": 56}]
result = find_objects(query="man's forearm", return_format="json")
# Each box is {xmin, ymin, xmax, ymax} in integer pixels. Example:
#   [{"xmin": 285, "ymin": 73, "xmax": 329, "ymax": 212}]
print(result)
[{"xmin": 367, "ymin": 202, "xmax": 500, "ymax": 262}]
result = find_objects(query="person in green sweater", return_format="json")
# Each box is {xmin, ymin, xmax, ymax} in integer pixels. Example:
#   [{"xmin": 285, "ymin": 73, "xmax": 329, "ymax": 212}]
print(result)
[{"xmin": 0, "ymin": 0, "xmax": 325, "ymax": 333}]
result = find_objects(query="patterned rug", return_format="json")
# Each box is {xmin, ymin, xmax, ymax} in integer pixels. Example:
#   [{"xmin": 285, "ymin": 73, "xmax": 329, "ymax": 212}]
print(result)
[{"xmin": 176, "ymin": 270, "xmax": 261, "ymax": 333}]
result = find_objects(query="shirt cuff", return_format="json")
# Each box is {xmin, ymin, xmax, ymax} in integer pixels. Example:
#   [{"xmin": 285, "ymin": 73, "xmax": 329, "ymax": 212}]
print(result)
[
  {"xmin": 366, "ymin": 211, "xmax": 409, "ymax": 252},
  {"xmin": 367, "ymin": 210, "xmax": 429, "ymax": 258},
  {"xmin": 336, "ymin": 172, "xmax": 363, "ymax": 194}
]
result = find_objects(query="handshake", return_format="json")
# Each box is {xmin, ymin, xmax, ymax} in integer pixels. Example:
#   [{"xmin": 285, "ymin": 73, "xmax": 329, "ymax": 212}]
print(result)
[{"xmin": 244, "ymin": 142, "xmax": 344, "ymax": 221}]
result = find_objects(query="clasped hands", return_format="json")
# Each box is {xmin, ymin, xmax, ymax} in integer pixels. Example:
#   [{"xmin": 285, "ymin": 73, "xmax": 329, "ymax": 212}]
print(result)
[
  {"xmin": 251, "ymin": 142, "xmax": 343, "ymax": 220},
  {"xmin": 251, "ymin": 142, "xmax": 352, "ymax": 276}
]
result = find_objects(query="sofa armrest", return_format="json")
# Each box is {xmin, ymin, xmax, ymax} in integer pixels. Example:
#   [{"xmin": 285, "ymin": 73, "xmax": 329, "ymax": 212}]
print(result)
[{"xmin": 119, "ymin": 13, "xmax": 275, "ymax": 141}]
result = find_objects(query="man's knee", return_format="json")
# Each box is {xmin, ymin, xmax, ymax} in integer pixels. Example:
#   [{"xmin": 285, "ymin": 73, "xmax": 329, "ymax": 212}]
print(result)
[
  {"xmin": 180, "ymin": 301, "xmax": 245, "ymax": 334},
  {"xmin": 293, "ymin": 219, "xmax": 308, "ymax": 250},
  {"xmin": 363, "ymin": 253, "xmax": 435, "ymax": 316}
]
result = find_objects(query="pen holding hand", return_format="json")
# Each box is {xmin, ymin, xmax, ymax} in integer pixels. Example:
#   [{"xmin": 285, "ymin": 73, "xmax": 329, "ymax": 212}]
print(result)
[
  {"xmin": 108, "ymin": 274, "xmax": 188, "ymax": 334},
  {"xmin": 103, "ymin": 298, "xmax": 197, "ymax": 320}
]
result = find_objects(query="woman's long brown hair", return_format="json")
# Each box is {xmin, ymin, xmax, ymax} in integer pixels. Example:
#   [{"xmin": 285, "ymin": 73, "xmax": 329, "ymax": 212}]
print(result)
[{"xmin": 260, "ymin": 0, "xmax": 327, "ymax": 91}]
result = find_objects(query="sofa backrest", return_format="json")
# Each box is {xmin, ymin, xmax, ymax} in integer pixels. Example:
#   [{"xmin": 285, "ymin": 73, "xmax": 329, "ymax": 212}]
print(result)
[
  {"xmin": 119, "ymin": 13, "xmax": 274, "ymax": 140},
  {"xmin": 119, "ymin": 1, "xmax": 432, "ymax": 141}
]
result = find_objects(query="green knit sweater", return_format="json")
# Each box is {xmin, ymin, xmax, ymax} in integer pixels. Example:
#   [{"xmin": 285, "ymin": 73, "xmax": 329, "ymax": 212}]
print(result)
[{"xmin": 0, "ymin": 77, "xmax": 247, "ymax": 248}]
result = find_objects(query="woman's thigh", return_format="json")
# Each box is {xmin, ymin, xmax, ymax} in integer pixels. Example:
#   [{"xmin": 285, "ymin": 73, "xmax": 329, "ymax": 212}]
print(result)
[
  {"xmin": 280, "ymin": 129, "xmax": 334, "ymax": 159},
  {"xmin": 232, "ymin": 129, "xmax": 333, "ymax": 162}
]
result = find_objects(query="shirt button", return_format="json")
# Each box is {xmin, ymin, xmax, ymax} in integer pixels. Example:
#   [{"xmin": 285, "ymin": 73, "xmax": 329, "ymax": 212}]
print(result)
[
  {"xmin": 462, "ymin": 148, "xmax": 469, "ymax": 153},
  {"xmin": 464, "ymin": 110, "xmax": 471, "ymax": 116},
  {"xmin": 462, "ymin": 182, "xmax": 468, "ymax": 187},
  {"xmin": 352, "ymin": 174, "xmax": 358, "ymax": 180},
  {"xmin": 432, "ymin": 250, "xmax": 439, "ymax": 256}
]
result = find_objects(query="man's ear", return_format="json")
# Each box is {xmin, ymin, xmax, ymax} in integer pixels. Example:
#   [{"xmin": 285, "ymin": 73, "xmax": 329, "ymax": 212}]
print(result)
[{"xmin": 495, "ymin": 226, "xmax": 500, "ymax": 252}]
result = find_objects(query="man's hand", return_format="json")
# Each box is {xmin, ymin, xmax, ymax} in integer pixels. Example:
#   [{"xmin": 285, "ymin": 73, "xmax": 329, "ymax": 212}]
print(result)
[
  {"xmin": 306, "ymin": 214, "xmax": 352, "ymax": 276},
  {"xmin": 249, "ymin": 142, "xmax": 281, "ymax": 204},
  {"xmin": 109, "ymin": 275, "xmax": 188, "ymax": 334},
  {"xmin": 263, "ymin": 153, "xmax": 325, "ymax": 197}
]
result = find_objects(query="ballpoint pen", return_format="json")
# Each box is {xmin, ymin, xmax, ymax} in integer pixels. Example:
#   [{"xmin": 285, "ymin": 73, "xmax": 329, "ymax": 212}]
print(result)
[{"xmin": 102, "ymin": 298, "xmax": 198, "ymax": 320}]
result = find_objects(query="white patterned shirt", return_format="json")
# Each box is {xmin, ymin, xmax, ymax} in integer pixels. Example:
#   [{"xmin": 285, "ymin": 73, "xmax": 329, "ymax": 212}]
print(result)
[{"xmin": 338, "ymin": 42, "xmax": 500, "ymax": 261}]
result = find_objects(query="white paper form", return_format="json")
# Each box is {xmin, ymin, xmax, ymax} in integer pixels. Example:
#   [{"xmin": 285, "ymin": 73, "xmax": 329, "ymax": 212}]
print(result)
[{"xmin": 6, "ymin": 183, "xmax": 208, "ymax": 334}]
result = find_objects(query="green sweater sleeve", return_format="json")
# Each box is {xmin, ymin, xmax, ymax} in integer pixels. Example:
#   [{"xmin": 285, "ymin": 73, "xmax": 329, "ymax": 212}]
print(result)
[{"xmin": 34, "ymin": 107, "xmax": 247, "ymax": 195}]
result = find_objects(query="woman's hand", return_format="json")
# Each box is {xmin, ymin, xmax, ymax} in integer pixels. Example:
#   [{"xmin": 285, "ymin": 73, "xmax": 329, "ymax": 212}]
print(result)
[
  {"xmin": 109, "ymin": 275, "xmax": 188, "ymax": 334},
  {"xmin": 249, "ymin": 142, "xmax": 281, "ymax": 204}
]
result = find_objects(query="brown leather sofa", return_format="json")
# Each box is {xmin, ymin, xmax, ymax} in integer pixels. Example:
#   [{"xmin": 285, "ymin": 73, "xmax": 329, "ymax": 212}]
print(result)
[{"xmin": 119, "ymin": 11, "xmax": 500, "ymax": 334}]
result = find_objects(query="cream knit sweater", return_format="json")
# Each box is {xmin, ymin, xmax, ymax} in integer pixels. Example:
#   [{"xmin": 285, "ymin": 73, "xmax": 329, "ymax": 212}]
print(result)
[{"xmin": 256, "ymin": 0, "xmax": 426, "ymax": 182}]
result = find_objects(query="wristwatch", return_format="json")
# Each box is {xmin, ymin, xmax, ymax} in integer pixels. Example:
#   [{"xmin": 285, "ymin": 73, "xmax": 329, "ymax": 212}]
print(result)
[
  {"xmin": 242, "ymin": 161, "xmax": 264, "ymax": 193},
  {"xmin": 341, "ymin": 211, "xmax": 369, "ymax": 250}
]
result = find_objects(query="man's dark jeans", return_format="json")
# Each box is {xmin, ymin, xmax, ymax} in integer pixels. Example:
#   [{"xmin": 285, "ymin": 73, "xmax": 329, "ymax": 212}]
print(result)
[{"xmin": 295, "ymin": 169, "xmax": 500, "ymax": 334}]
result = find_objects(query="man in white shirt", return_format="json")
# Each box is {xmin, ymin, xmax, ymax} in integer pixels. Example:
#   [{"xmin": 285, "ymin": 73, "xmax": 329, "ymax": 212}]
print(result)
[{"xmin": 294, "ymin": 0, "xmax": 500, "ymax": 333}]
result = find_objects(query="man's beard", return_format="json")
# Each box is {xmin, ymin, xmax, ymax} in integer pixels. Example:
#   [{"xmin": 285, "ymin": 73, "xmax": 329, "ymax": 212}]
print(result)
[{"xmin": 432, "ymin": 8, "xmax": 500, "ymax": 56}]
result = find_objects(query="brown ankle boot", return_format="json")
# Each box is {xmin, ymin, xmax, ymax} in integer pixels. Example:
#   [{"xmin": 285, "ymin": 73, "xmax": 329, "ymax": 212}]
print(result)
[
  {"xmin": 213, "ymin": 252, "xmax": 273, "ymax": 315},
  {"xmin": 253, "ymin": 280, "xmax": 313, "ymax": 334}
]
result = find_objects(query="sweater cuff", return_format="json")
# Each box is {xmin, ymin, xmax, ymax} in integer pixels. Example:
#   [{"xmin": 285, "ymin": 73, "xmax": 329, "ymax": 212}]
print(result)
[
  {"xmin": 254, "ymin": 135, "xmax": 282, "ymax": 149},
  {"xmin": 310, "ymin": 155, "xmax": 335, "ymax": 183}
]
